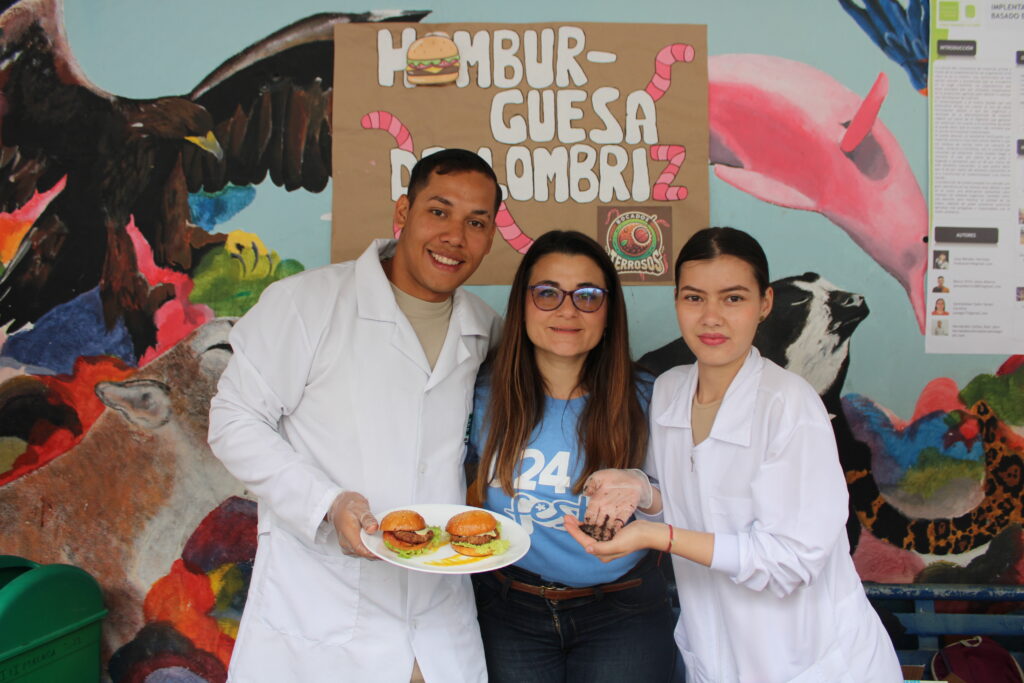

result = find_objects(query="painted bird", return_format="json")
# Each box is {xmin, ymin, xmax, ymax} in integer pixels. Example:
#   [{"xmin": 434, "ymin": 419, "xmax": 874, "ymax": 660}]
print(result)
[
  {"xmin": 839, "ymin": 0, "xmax": 929, "ymax": 94},
  {"xmin": 0, "ymin": 0, "xmax": 427, "ymax": 357}
]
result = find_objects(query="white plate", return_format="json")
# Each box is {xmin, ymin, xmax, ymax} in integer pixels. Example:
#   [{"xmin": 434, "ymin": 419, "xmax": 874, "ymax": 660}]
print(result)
[{"xmin": 360, "ymin": 503, "xmax": 530, "ymax": 575}]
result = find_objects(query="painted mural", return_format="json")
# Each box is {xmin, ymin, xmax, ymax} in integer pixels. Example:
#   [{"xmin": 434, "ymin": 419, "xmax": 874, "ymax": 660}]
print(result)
[
  {"xmin": 0, "ymin": 2, "xmax": 426, "ymax": 678},
  {"xmin": 0, "ymin": 0, "xmax": 1021, "ymax": 680},
  {"xmin": 706, "ymin": 54, "xmax": 929, "ymax": 331}
]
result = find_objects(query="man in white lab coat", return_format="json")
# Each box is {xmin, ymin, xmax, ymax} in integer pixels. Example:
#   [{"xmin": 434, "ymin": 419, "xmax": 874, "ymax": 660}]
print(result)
[{"xmin": 208, "ymin": 149, "xmax": 503, "ymax": 682}]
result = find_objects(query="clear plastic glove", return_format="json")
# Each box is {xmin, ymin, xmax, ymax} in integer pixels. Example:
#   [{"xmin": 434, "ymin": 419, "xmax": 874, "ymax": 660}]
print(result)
[
  {"xmin": 580, "ymin": 468, "xmax": 653, "ymax": 541},
  {"xmin": 329, "ymin": 491, "xmax": 379, "ymax": 560}
]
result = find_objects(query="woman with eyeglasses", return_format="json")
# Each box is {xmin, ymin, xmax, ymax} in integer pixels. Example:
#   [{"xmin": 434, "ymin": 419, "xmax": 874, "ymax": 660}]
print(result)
[{"xmin": 466, "ymin": 230, "xmax": 676, "ymax": 683}]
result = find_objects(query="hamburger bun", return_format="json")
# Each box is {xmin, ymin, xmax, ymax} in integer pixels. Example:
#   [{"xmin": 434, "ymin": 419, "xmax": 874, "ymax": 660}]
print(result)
[
  {"xmin": 446, "ymin": 509, "xmax": 497, "ymax": 536},
  {"xmin": 381, "ymin": 509, "xmax": 427, "ymax": 532},
  {"xmin": 451, "ymin": 542, "xmax": 497, "ymax": 557},
  {"xmin": 447, "ymin": 510, "xmax": 503, "ymax": 557},
  {"xmin": 381, "ymin": 510, "xmax": 433, "ymax": 552},
  {"xmin": 406, "ymin": 33, "xmax": 459, "ymax": 86}
]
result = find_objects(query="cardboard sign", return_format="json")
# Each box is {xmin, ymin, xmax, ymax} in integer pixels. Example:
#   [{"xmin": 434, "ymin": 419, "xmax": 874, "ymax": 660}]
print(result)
[{"xmin": 332, "ymin": 22, "xmax": 709, "ymax": 284}]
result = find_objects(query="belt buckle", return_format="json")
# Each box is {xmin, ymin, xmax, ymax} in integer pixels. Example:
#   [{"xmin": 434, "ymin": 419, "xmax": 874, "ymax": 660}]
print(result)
[
  {"xmin": 543, "ymin": 583, "xmax": 580, "ymax": 601},
  {"xmin": 539, "ymin": 583, "xmax": 565, "ymax": 599}
]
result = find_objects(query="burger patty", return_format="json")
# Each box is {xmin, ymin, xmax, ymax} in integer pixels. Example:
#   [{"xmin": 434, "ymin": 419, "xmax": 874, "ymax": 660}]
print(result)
[
  {"xmin": 452, "ymin": 533, "xmax": 495, "ymax": 546},
  {"xmin": 390, "ymin": 530, "xmax": 433, "ymax": 545}
]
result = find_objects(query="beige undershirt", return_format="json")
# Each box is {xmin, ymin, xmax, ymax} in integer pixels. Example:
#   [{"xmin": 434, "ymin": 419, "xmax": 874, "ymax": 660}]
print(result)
[
  {"xmin": 691, "ymin": 395, "xmax": 723, "ymax": 446},
  {"xmin": 390, "ymin": 283, "xmax": 453, "ymax": 369}
]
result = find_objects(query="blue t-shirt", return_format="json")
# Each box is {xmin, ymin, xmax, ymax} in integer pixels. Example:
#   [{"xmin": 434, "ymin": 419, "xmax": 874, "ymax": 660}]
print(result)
[{"xmin": 468, "ymin": 377, "xmax": 649, "ymax": 587}]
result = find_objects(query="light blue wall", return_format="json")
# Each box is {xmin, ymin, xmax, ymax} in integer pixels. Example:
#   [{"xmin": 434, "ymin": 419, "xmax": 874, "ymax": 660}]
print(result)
[{"xmin": 65, "ymin": 0, "xmax": 1001, "ymax": 418}]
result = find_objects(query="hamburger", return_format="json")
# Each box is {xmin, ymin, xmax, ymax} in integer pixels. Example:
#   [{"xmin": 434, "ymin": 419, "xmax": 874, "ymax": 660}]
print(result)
[
  {"xmin": 406, "ymin": 33, "xmax": 460, "ymax": 86},
  {"xmin": 381, "ymin": 510, "xmax": 444, "ymax": 558},
  {"xmin": 446, "ymin": 510, "xmax": 510, "ymax": 557}
]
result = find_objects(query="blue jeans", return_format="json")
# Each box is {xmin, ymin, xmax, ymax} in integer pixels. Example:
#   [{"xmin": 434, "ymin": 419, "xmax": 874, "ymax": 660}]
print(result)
[{"xmin": 472, "ymin": 551, "xmax": 678, "ymax": 683}]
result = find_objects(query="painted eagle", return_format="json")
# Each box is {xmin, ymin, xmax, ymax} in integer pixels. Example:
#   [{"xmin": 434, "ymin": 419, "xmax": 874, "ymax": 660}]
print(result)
[{"xmin": 0, "ymin": 0, "xmax": 426, "ymax": 356}]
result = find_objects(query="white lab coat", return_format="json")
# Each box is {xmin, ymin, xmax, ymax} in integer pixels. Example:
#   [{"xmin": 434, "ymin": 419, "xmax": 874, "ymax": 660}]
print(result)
[
  {"xmin": 208, "ymin": 239, "xmax": 501, "ymax": 682},
  {"xmin": 649, "ymin": 348, "xmax": 902, "ymax": 683}
]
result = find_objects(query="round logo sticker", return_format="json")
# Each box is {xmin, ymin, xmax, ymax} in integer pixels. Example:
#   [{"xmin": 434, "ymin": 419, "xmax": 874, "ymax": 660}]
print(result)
[{"xmin": 605, "ymin": 210, "xmax": 667, "ymax": 277}]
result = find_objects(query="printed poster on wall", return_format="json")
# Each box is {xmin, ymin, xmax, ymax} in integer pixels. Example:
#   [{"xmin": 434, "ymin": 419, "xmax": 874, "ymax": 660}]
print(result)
[
  {"xmin": 926, "ymin": 0, "xmax": 1024, "ymax": 353},
  {"xmin": 332, "ymin": 22, "xmax": 709, "ymax": 284}
]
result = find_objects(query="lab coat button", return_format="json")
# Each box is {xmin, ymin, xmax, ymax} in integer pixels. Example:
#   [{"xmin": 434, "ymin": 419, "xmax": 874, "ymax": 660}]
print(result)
[{"xmin": 418, "ymin": 463, "xmax": 427, "ymax": 474}]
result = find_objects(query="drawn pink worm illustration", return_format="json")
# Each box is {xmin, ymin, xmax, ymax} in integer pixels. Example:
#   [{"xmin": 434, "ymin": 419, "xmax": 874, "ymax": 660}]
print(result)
[
  {"xmin": 496, "ymin": 203, "xmax": 533, "ymax": 253},
  {"xmin": 644, "ymin": 44, "xmax": 695, "ymax": 202},
  {"xmin": 360, "ymin": 111, "xmax": 413, "ymax": 152},
  {"xmin": 645, "ymin": 43, "xmax": 696, "ymax": 101},
  {"xmin": 361, "ymin": 111, "xmax": 534, "ymax": 252},
  {"xmin": 650, "ymin": 145, "xmax": 688, "ymax": 201}
]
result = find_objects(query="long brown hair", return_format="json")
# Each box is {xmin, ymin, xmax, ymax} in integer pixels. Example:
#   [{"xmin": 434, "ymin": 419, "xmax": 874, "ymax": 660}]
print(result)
[{"xmin": 470, "ymin": 230, "xmax": 649, "ymax": 503}]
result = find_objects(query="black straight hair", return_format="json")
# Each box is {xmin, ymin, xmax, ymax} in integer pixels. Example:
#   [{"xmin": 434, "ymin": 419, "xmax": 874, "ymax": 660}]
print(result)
[
  {"xmin": 406, "ymin": 148, "xmax": 502, "ymax": 215},
  {"xmin": 673, "ymin": 226, "xmax": 770, "ymax": 294}
]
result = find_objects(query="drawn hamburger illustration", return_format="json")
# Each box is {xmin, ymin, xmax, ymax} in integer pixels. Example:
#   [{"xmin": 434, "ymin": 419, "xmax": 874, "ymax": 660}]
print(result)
[
  {"xmin": 406, "ymin": 32, "xmax": 460, "ymax": 85},
  {"xmin": 380, "ymin": 509, "xmax": 445, "ymax": 558},
  {"xmin": 446, "ymin": 510, "xmax": 510, "ymax": 557}
]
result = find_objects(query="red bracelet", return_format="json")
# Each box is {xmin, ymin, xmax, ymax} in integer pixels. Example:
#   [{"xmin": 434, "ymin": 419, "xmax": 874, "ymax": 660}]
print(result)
[{"xmin": 665, "ymin": 524, "xmax": 674, "ymax": 553}]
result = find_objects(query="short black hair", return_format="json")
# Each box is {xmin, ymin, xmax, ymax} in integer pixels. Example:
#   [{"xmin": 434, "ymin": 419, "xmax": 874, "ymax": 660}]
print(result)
[
  {"xmin": 406, "ymin": 149, "xmax": 502, "ymax": 216},
  {"xmin": 673, "ymin": 226, "xmax": 770, "ymax": 293}
]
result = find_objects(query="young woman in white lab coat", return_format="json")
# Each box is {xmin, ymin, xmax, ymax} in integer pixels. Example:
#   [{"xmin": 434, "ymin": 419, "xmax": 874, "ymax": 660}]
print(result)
[{"xmin": 566, "ymin": 227, "xmax": 902, "ymax": 682}]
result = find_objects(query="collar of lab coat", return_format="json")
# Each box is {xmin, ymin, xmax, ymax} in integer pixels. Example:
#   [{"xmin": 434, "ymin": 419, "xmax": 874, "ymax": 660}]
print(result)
[
  {"xmin": 654, "ymin": 347, "xmax": 763, "ymax": 447},
  {"xmin": 355, "ymin": 239, "xmax": 493, "ymax": 383}
]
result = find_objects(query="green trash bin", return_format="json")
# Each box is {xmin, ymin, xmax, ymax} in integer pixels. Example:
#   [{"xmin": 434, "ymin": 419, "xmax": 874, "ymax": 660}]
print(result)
[{"xmin": 0, "ymin": 555, "xmax": 108, "ymax": 682}]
